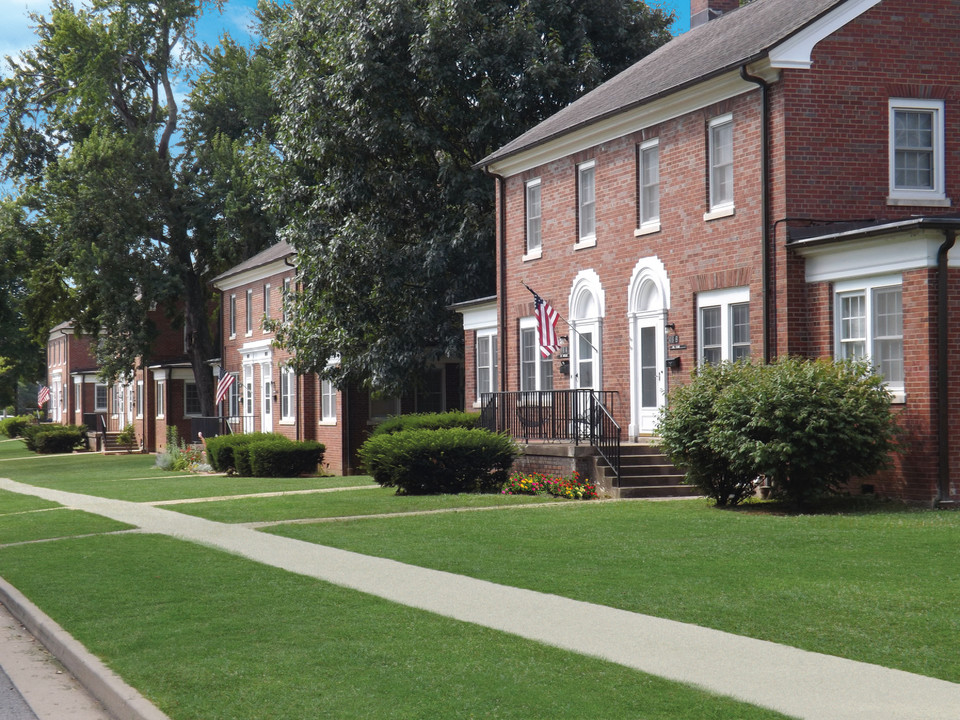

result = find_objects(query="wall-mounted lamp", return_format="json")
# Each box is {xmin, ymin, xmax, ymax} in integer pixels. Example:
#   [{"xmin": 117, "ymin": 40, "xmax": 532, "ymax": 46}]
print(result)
[
  {"xmin": 559, "ymin": 361, "xmax": 570, "ymax": 375},
  {"xmin": 665, "ymin": 357, "xmax": 681, "ymax": 369},
  {"xmin": 665, "ymin": 323, "xmax": 676, "ymax": 331}
]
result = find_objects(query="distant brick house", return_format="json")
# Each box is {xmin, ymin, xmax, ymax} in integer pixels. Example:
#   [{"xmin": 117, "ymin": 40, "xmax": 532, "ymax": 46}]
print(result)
[
  {"xmin": 213, "ymin": 241, "xmax": 464, "ymax": 475},
  {"xmin": 462, "ymin": 0, "xmax": 960, "ymax": 505}
]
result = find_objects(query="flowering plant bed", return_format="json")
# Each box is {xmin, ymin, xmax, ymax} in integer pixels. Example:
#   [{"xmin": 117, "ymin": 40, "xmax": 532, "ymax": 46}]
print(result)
[{"xmin": 501, "ymin": 471, "xmax": 597, "ymax": 499}]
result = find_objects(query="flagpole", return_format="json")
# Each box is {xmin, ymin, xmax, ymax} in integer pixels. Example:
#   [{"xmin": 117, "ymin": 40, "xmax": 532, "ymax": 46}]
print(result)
[{"xmin": 520, "ymin": 280, "xmax": 600, "ymax": 355}]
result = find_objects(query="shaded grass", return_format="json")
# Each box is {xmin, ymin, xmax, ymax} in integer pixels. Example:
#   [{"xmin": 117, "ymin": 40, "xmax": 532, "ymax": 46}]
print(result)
[
  {"xmin": 169, "ymin": 486, "xmax": 562, "ymax": 523},
  {"xmin": 0, "ymin": 450, "xmax": 375, "ymax": 501},
  {"xmin": 0, "ymin": 534, "xmax": 788, "ymax": 720},
  {"xmin": 264, "ymin": 498, "xmax": 960, "ymax": 683},
  {"xmin": 0, "ymin": 508, "xmax": 133, "ymax": 544}
]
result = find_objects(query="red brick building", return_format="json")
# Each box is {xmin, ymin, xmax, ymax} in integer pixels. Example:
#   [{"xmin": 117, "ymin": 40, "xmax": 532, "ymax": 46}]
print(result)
[
  {"xmin": 463, "ymin": 0, "xmax": 960, "ymax": 505},
  {"xmin": 214, "ymin": 241, "xmax": 464, "ymax": 475}
]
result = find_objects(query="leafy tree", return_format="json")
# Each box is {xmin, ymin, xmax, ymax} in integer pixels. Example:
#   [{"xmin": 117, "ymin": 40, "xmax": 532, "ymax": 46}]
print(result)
[
  {"xmin": 0, "ymin": 0, "xmax": 276, "ymax": 414},
  {"xmin": 265, "ymin": 0, "xmax": 674, "ymax": 393}
]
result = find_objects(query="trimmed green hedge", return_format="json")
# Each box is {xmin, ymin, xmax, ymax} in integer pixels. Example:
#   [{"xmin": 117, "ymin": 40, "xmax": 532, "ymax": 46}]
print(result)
[
  {"xmin": 205, "ymin": 433, "xmax": 324, "ymax": 477},
  {"xmin": 21, "ymin": 423, "xmax": 87, "ymax": 454},
  {"xmin": 0, "ymin": 415, "xmax": 34, "ymax": 438},
  {"xmin": 370, "ymin": 411, "xmax": 481, "ymax": 437},
  {"xmin": 359, "ymin": 427, "xmax": 519, "ymax": 495}
]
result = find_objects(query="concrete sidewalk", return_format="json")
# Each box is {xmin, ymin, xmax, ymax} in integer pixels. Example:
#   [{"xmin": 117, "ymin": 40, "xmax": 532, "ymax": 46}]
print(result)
[{"xmin": 2, "ymin": 476, "xmax": 959, "ymax": 720}]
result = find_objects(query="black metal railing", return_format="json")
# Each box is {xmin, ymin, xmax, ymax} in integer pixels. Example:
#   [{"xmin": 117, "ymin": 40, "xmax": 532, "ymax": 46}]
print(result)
[
  {"xmin": 190, "ymin": 416, "xmax": 245, "ymax": 442},
  {"xmin": 479, "ymin": 389, "xmax": 621, "ymax": 483}
]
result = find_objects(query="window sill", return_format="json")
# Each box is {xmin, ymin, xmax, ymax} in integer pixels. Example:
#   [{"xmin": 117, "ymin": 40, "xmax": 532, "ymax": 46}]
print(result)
[
  {"xmin": 318, "ymin": 418, "xmax": 337, "ymax": 426},
  {"xmin": 889, "ymin": 389, "xmax": 906, "ymax": 405},
  {"xmin": 634, "ymin": 222, "xmax": 661, "ymax": 237},
  {"xmin": 703, "ymin": 205, "xmax": 735, "ymax": 222},
  {"xmin": 574, "ymin": 236, "xmax": 597, "ymax": 251},
  {"xmin": 522, "ymin": 248, "xmax": 542, "ymax": 262},
  {"xmin": 886, "ymin": 195, "xmax": 950, "ymax": 207},
  {"xmin": 279, "ymin": 418, "xmax": 295, "ymax": 425}
]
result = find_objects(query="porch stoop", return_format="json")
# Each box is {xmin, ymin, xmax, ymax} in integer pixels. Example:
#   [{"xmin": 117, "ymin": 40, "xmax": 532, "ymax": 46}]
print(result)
[
  {"xmin": 598, "ymin": 440, "xmax": 699, "ymax": 499},
  {"xmin": 100, "ymin": 432, "xmax": 132, "ymax": 455}
]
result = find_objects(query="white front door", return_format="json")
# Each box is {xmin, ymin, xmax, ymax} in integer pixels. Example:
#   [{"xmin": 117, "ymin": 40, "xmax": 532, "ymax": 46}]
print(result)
[
  {"xmin": 635, "ymin": 316, "xmax": 666, "ymax": 434},
  {"xmin": 243, "ymin": 366, "xmax": 254, "ymax": 433},
  {"xmin": 261, "ymin": 364, "xmax": 273, "ymax": 433}
]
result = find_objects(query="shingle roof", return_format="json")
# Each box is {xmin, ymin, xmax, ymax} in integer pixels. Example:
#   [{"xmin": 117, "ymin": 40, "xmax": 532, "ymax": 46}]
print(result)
[
  {"xmin": 480, "ymin": 0, "xmax": 846, "ymax": 168},
  {"xmin": 212, "ymin": 240, "xmax": 295, "ymax": 284}
]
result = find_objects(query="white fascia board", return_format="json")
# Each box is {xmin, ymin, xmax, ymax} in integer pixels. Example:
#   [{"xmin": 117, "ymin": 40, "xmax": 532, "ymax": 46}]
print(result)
[
  {"xmin": 170, "ymin": 368, "xmax": 197, "ymax": 381},
  {"xmin": 795, "ymin": 230, "xmax": 945, "ymax": 283},
  {"xmin": 768, "ymin": 0, "xmax": 882, "ymax": 69},
  {"xmin": 457, "ymin": 300, "xmax": 497, "ymax": 331},
  {"xmin": 214, "ymin": 259, "xmax": 293, "ymax": 292},
  {"xmin": 487, "ymin": 68, "xmax": 774, "ymax": 178}
]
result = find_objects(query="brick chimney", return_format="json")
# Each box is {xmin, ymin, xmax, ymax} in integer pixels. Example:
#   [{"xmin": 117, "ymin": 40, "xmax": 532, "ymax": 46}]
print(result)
[{"xmin": 691, "ymin": 0, "xmax": 741, "ymax": 28}]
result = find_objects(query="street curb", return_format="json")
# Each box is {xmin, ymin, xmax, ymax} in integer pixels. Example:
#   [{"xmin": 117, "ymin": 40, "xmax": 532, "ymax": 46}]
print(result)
[{"xmin": 0, "ymin": 577, "xmax": 170, "ymax": 720}]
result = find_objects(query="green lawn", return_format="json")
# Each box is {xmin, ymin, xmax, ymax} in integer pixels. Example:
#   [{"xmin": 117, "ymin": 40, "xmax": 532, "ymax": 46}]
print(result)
[
  {"xmin": 263, "ymin": 499, "xmax": 960, "ymax": 683},
  {"xmin": 1, "ymin": 449, "xmax": 958, "ymax": 717},
  {"xmin": 0, "ymin": 533, "xmax": 789, "ymax": 720}
]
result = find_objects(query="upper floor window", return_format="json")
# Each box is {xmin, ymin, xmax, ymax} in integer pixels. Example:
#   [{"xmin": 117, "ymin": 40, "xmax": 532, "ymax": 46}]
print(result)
[
  {"xmin": 707, "ymin": 114, "xmax": 734, "ymax": 217},
  {"xmin": 835, "ymin": 277, "xmax": 903, "ymax": 399},
  {"xmin": 577, "ymin": 160, "xmax": 596, "ymax": 247},
  {"xmin": 525, "ymin": 179, "xmax": 542, "ymax": 259},
  {"xmin": 697, "ymin": 286, "xmax": 749, "ymax": 366},
  {"xmin": 476, "ymin": 330, "xmax": 498, "ymax": 401},
  {"xmin": 229, "ymin": 294, "xmax": 237, "ymax": 338},
  {"xmin": 245, "ymin": 289, "xmax": 253, "ymax": 335},
  {"xmin": 638, "ymin": 139, "xmax": 660, "ymax": 232},
  {"xmin": 263, "ymin": 284, "xmax": 271, "ymax": 324},
  {"xmin": 281, "ymin": 277, "xmax": 292, "ymax": 323},
  {"xmin": 889, "ymin": 99, "xmax": 947, "ymax": 206},
  {"xmin": 519, "ymin": 324, "xmax": 553, "ymax": 392}
]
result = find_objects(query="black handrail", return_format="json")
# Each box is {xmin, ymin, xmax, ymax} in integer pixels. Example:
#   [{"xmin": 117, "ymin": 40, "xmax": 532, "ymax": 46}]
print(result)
[{"xmin": 479, "ymin": 389, "xmax": 621, "ymax": 484}]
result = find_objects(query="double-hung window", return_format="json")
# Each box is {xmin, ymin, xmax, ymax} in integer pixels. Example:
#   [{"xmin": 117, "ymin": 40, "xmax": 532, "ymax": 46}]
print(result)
[
  {"xmin": 638, "ymin": 139, "xmax": 660, "ymax": 233},
  {"xmin": 263, "ymin": 284, "xmax": 271, "ymax": 324},
  {"xmin": 835, "ymin": 278, "xmax": 904, "ymax": 399},
  {"xmin": 280, "ymin": 366, "xmax": 295, "ymax": 422},
  {"xmin": 697, "ymin": 287, "xmax": 750, "ymax": 365},
  {"xmin": 229, "ymin": 294, "xmax": 237, "ymax": 338},
  {"xmin": 525, "ymin": 179, "xmax": 542, "ymax": 259},
  {"xmin": 889, "ymin": 99, "xmax": 947, "ymax": 206},
  {"xmin": 156, "ymin": 380, "xmax": 166, "ymax": 419},
  {"xmin": 519, "ymin": 323, "xmax": 554, "ymax": 392},
  {"xmin": 476, "ymin": 330, "xmax": 498, "ymax": 399},
  {"xmin": 577, "ymin": 161, "xmax": 596, "ymax": 247},
  {"xmin": 95, "ymin": 383, "xmax": 108, "ymax": 412},
  {"xmin": 184, "ymin": 382, "xmax": 202, "ymax": 417},
  {"xmin": 281, "ymin": 277, "xmax": 292, "ymax": 323},
  {"xmin": 321, "ymin": 378, "xmax": 337, "ymax": 423},
  {"xmin": 245, "ymin": 289, "xmax": 253, "ymax": 335},
  {"xmin": 707, "ymin": 114, "xmax": 734, "ymax": 218}
]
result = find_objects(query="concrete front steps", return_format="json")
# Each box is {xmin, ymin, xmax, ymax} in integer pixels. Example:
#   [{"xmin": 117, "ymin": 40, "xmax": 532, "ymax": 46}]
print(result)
[
  {"xmin": 599, "ymin": 440, "xmax": 699, "ymax": 499},
  {"xmin": 100, "ymin": 432, "xmax": 135, "ymax": 455}
]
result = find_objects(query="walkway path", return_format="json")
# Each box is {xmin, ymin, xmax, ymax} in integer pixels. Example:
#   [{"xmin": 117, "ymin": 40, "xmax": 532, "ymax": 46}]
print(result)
[{"xmin": 2, "ymin": 477, "xmax": 959, "ymax": 720}]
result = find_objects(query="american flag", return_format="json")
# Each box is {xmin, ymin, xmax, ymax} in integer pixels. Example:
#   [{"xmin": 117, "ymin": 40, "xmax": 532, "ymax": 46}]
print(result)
[
  {"xmin": 37, "ymin": 385, "xmax": 50, "ymax": 407},
  {"xmin": 215, "ymin": 373, "xmax": 236, "ymax": 405},
  {"xmin": 531, "ymin": 289, "xmax": 560, "ymax": 358}
]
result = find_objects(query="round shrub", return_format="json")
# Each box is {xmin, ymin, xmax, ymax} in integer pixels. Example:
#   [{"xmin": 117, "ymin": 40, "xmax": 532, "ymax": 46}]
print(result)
[
  {"xmin": 370, "ymin": 411, "xmax": 481, "ymax": 437},
  {"xmin": 359, "ymin": 427, "xmax": 519, "ymax": 494},
  {"xmin": 21, "ymin": 424, "xmax": 86, "ymax": 454},
  {"xmin": 205, "ymin": 432, "xmax": 287, "ymax": 473},
  {"xmin": 0, "ymin": 415, "xmax": 34, "ymax": 438}
]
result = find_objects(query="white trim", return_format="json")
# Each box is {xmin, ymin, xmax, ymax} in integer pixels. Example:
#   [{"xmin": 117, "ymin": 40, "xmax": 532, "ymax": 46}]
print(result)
[
  {"xmin": 696, "ymin": 286, "xmax": 750, "ymax": 366},
  {"xmin": 703, "ymin": 206, "xmax": 736, "ymax": 222},
  {"xmin": 635, "ymin": 222, "xmax": 661, "ymax": 236},
  {"xmin": 627, "ymin": 257, "xmax": 671, "ymax": 436},
  {"xmin": 638, "ymin": 138, "xmax": 660, "ymax": 231},
  {"xmin": 796, "ymin": 231, "xmax": 945, "ymax": 283},
  {"xmin": 487, "ymin": 69, "xmax": 761, "ymax": 177},
  {"xmin": 457, "ymin": 301, "xmax": 497, "ymax": 331},
  {"xmin": 522, "ymin": 248, "xmax": 543, "ymax": 261},
  {"xmin": 214, "ymin": 259, "xmax": 295, "ymax": 292},
  {"xmin": 708, "ymin": 113, "xmax": 734, "ymax": 214},
  {"xmin": 768, "ymin": 0, "xmax": 883, "ymax": 69},
  {"xmin": 577, "ymin": 160, "xmax": 596, "ymax": 245},
  {"xmin": 525, "ymin": 178, "xmax": 542, "ymax": 257}
]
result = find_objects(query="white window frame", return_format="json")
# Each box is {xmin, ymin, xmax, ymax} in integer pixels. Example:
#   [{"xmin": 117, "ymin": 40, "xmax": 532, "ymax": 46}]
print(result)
[
  {"xmin": 183, "ymin": 382, "xmax": 202, "ymax": 418},
  {"xmin": 519, "ymin": 319, "xmax": 554, "ymax": 393},
  {"xmin": 281, "ymin": 277, "xmax": 292, "ymax": 323},
  {"xmin": 637, "ymin": 139, "xmax": 660, "ymax": 234},
  {"xmin": 320, "ymin": 378, "xmax": 337, "ymax": 424},
  {"xmin": 95, "ymin": 382, "xmax": 108, "ymax": 412},
  {"xmin": 706, "ymin": 114, "xmax": 734, "ymax": 219},
  {"xmin": 136, "ymin": 380, "xmax": 144, "ymax": 419},
  {"xmin": 280, "ymin": 366, "xmax": 296, "ymax": 423},
  {"xmin": 475, "ymin": 329, "xmax": 498, "ymax": 404},
  {"xmin": 226, "ymin": 373, "xmax": 240, "ymax": 422},
  {"xmin": 229, "ymin": 294, "xmax": 237, "ymax": 338},
  {"xmin": 697, "ymin": 286, "xmax": 750, "ymax": 366},
  {"xmin": 245, "ymin": 289, "xmax": 253, "ymax": 335},
  {"xmin": 524, "ymin": 179, "xmax": 542, "ymax": 260},
  {"xmin": 156, "ymin": 380, "xmax": 166, "ymax": 419},
  {"xmin": 576, "ymin": 160, "xmax": 596, "ymax": 248},
  {"xmin": 834, "ymin": 276, "xmax": 904, "ymax": 402},
  {"xmin": 888, "ymin": 98, "xmax": 947, "ymax": 206}
]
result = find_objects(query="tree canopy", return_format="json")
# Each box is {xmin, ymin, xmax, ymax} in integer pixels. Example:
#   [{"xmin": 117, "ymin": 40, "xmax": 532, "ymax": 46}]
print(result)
[
  {"xmin": 0, "ymin": 0, "xmax": 276, "ymax": 413},
  {"xmin": 266, "ymin": 0, "xmax": 674, "ymax": 393}
]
